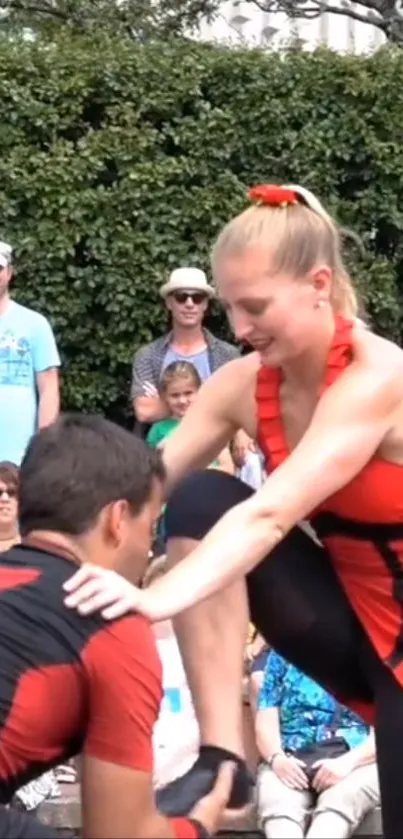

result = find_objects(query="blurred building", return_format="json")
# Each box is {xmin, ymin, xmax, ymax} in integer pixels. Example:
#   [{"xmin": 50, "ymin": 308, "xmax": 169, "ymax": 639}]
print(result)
[{"xmin": 197, "ymin": 0, "xmax": 385, "ymax": 53}]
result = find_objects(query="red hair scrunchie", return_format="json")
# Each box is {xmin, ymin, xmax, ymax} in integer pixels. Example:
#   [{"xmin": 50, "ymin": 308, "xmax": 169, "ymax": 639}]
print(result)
[{"xmin": 248, "ymin": 184, "xmax": 298, "ymax": 207}]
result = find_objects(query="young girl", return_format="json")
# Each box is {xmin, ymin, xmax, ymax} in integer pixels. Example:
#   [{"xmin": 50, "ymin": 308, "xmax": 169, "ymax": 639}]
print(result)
[
  {"xmin": 147, "ymin": 362, "xmax": 233, "ymax": 472},
  {"xmin": 147, "ymin": 362, "xmax": 201, "ymax": 449}
]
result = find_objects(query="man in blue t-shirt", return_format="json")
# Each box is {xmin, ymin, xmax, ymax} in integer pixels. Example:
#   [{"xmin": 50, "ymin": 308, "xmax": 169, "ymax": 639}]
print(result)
[{"xmin": 0, "ymin": 241, "xmax": 60, "ymax": 465}]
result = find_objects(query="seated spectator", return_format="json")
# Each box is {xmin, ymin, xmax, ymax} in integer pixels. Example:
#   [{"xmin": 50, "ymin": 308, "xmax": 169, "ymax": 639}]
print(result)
[
  {"xmin": 255, "ymin": 650, "xmax": 380, "ymax": 839},
  {"xmin": 143, "ymin": 557, "xmax": 200, "ymax": 789},
  {"xmin": 0, "ymin": 414, "xmax": 232, "ymax": 838},
  {"xmin": 230, "ymin": 438, "xmax": 265, "ymax": 491},
  {"xmin": 245, "ymin": 627, "xmax": 269, "ymax": 714}
]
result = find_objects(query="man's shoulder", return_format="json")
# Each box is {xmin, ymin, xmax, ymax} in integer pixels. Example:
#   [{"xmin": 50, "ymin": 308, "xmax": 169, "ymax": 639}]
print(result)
[
  {"xmin": 2, "ymin": 543, "xmax": 80, "ymax": 591},
  {"xmin": 83, "ymin": 613, "xmax": 161, "ymax": 678},
  {"xmin": 205, "ymin": 330, "xmax": 239, "ymax": 362},
  {"xmin": 9, "ymin": 301, "xmax": 52, "ymax": 330},
  {"xmin": 0, "ymin": 546, "xmax": 109, "ymax": 664},
  {"xmin": 81, "ymin": 614, "xmax": 162, "ymax": 719},
  {"xmin": 134, "ymin": 334, "xmax": 168, "ymax": 359}
]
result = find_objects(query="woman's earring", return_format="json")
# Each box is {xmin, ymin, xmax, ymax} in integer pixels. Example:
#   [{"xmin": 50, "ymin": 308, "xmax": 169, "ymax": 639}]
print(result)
[{"xmin": 315, "ymin": 299, "xmax": 326, "ymax": 309}]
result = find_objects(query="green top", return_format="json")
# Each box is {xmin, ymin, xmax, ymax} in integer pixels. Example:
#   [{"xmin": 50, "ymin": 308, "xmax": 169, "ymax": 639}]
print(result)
[
  {"xmin": 147, "ymin": 416, "xmax": 219, "ymax": 468},
  {"xmin": 146, "ymin": 417, "xmax": 179, "ymax": 448}
]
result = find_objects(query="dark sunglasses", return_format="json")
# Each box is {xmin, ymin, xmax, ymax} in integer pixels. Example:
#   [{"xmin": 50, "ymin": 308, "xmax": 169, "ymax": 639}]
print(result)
[
  {"xmin": 172, "ymin": 291, "xmax": 207, "ymax": 305},
  {"xmin": 0, "ymin": 486, "xmax": 17, "ymax": 499}
]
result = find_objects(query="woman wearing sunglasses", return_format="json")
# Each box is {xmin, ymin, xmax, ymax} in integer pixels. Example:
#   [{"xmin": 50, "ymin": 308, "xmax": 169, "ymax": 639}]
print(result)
[{"xmin": 0, "ymin": 461, "xmax": 19, "ymax": 552}]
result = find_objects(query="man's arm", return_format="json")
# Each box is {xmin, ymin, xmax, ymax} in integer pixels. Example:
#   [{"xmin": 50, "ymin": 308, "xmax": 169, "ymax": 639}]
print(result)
[
  {"xmin": 133, "ymin": 392, "xmax": 167, "ymax": 425},
  {"xmin": 82, "ymin": 759, "xmax": 191, "ymax": 839},
  {"xmin": 80, "ymin": 615, "xmax": 202, "ymax": 839},
  {"xmin": 131, "ymin": 346, "xmax": 167, "ymax": 424},
  {"xmin": 32, "ymin": 314, "xmax": 60, "ymax": 428},
  {"xmin": 36, "ymin": 368, "xmax": 59, "ymax": 428}
]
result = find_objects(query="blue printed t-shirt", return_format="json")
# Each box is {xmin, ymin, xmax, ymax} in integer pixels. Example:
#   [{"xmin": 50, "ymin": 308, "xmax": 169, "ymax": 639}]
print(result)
[
  {"xmin": 0, "ymin": 301, "xmax": 60, "ymax": 465},
  {"xmin": 161, "ymin": 346, "xmax": 211, "ymax": 382},
  {"xmin": 257, "ymin": 650, "xmax": 369, "ymax": 752}
]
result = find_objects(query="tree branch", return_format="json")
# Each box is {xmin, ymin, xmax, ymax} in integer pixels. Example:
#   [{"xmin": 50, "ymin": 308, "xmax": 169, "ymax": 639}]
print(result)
[
  {"xmin": 0, "ymin": 0, "xmax": 69, "ymax": 19},
  {"xmin": 314, "ymin": 2, "xmax": 383, "ymax": 27},
  {"xmin": 248, "ymin": 0, "xmax": 384, "ymax": 26}
]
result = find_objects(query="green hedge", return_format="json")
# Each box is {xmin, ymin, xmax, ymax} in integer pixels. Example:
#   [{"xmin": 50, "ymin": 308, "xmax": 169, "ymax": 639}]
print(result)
[{"xmin": 0, "ymin": 35, "xmax": 402, "ymax": 423}]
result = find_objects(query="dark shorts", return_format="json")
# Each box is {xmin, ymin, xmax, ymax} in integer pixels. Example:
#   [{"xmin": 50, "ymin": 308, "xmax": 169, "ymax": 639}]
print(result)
[{"xmin": 164, "ymin": 468, "xmax": 373, "ymax": 706}]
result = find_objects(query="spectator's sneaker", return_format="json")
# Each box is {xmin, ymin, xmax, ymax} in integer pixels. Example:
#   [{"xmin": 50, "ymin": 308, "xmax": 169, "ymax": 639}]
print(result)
[{"xmin": 156, "ymin": 745, "xmax": 253, "ymax": 815}]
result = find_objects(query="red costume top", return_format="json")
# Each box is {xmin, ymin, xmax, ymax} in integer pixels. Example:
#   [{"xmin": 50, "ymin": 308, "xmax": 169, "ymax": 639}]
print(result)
[
  {"xmin": 256, "ymin": 315, "xmax": 403, "ymax": 720},
  {"xmin": 0, "ymin": 540, "xmax": 199, "ymax": 839}
]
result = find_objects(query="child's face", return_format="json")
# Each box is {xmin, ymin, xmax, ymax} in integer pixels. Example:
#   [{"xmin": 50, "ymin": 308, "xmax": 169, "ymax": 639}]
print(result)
[{"xmin": 164, "ymin": 376, "xmax": 198, "ymax": 419}]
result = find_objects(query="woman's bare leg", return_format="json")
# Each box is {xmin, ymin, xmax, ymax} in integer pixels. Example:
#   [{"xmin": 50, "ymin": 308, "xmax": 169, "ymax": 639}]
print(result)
[
  {"xmin": 157, "ymin": 469, "xmax": 372, "ymax": 816},
  {"xmin": 167, "ymin": 537, "xmax": 248, "ymax": 756}
]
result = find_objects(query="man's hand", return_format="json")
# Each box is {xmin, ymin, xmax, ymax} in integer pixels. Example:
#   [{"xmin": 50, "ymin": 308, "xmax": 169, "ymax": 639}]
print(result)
[
  {"xmin": 143, "ymin": 381, "xmax": 159, "ymax": 398},
  {"xmin": 189, "ymin": 762, "xmax": 236, "ymax": 834},
  {"xmin": 272, "ymin": 755, "xmax": 309, "ymax": 790},
  {"xmin": 133, "ymin": 381, "xmax": 167, "ymax": 423},
  {"xmin": 311, "ymin": 753, "xmax": 355, "ymax": 792}
]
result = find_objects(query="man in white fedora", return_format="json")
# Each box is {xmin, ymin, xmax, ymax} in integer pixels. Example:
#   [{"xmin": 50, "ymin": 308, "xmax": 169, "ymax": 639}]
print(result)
[{"xmin": 131, "ymin": 267, "xmax": 239, "ymax": 427}]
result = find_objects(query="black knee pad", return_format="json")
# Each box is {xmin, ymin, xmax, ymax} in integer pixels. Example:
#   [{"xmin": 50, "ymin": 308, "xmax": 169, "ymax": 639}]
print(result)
[{"xmin": 164, "ymin": 469, "xmax": 253, "ymax": 542}]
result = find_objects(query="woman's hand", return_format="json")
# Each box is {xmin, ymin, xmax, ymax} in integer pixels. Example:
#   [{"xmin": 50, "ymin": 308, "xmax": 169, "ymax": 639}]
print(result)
[
  {"xmin": 189, "ymin": 763, "xmax": 241, "ymax": 834},
  {"xmin": 63, "ymin": 564, "xmax": 150, "ymax": 620},
  {"xmin": 271, "ymin": 755, "xmax": 309, "ymax": 790},
  {"xmin": 311, "ymin": 754, "xmax": 355, "ymax": 792}
]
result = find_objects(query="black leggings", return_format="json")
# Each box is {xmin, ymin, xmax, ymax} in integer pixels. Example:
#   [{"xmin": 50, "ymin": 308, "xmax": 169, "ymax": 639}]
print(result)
[{"xmin": 165, "ymin": 469, "xmax": 403, "ymax": 839}]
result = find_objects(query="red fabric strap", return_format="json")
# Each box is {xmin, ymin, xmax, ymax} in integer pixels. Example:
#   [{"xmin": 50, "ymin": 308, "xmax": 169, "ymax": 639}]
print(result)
[{"xmin": 170, "ymin": 816, "xmax": 207, "ymax": 838}]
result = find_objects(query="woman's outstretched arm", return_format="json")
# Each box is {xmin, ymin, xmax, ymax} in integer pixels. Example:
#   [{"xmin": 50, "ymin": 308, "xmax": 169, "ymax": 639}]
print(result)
[
  {"xmin": 64, "ymin": 339, "xmax": 403, "ymax": 623},
  {"xmin": 141, "ymin": 345, "xmax": 403, "ymax": 620}
]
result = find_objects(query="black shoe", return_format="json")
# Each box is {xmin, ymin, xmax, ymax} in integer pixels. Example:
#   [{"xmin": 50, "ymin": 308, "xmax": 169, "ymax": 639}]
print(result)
[{"xmin": 156, "ymin": 746, "xmax": 253, "ymax": 816}]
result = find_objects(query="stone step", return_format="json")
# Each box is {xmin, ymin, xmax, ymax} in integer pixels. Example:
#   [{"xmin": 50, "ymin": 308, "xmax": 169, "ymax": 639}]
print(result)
[{"xmin": 36, "ymin": 783, "xmax": 383, "ymax": 837}]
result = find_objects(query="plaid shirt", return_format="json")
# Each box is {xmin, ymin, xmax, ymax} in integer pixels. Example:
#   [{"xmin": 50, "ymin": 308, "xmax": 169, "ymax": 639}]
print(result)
[{"xmin": 131, "ymin": 329, "xmax": 239, "ymax": 399}]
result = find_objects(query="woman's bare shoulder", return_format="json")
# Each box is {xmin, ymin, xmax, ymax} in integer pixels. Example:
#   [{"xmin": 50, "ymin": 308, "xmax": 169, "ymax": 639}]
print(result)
[
  {"xmin": 206, "ymin": 352, "xmax": 260, "ymax": 394},
  {"xmin": 352, "ymin": 320, "xmax": 403, "ymax": 371},
  {"xmin": 198, "ymin": 352, "xmax": 260, "ymax": 433}
]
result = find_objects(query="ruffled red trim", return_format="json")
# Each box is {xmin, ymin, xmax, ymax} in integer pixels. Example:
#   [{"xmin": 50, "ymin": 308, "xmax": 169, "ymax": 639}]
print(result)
[{"xmin": 256, "ymin": 314, "xmax": 354, "ymax": 470}]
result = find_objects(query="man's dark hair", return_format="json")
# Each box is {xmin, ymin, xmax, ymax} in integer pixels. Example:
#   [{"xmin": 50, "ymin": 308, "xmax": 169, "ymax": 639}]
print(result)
[{"xmin": 19, "ymin": 413, "xmax": 166, "ymax": 536}]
